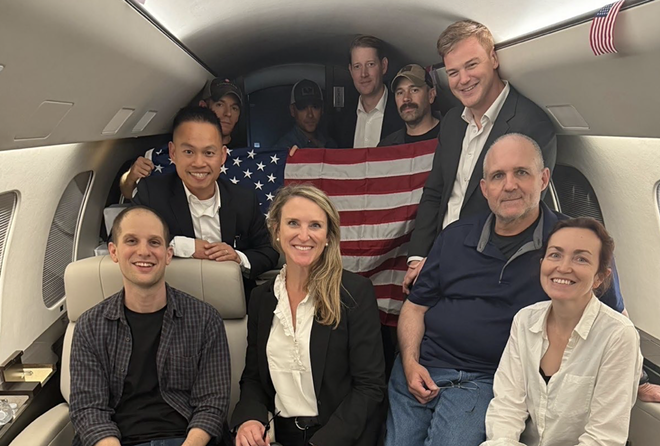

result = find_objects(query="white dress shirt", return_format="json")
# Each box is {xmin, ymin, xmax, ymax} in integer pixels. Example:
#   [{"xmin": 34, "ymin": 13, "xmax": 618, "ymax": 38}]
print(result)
[
  {"xmin": 482, "ymin": 295, "xmax": 642, "ymax": 446},
  {"xmin": 169, "ymin": 182, "xmax": 251, "ymax": 272},
  {"xmin": 266, "ymin": 266, "xmax": 319, "ymax": 417},
  {"xmin": 353, "ymin": 86, "xmax": 388, "ymax": 148},
  {"xmin": 442, "ymin": 81, "xmax": 511, "ymax": 229}
]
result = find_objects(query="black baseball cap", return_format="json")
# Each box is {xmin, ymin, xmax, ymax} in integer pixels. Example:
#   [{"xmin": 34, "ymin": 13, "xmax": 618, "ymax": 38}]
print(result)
[
  {"xmin": 290, "ymin": 79, "xmax": 323, "ymax": 108},
  {"xmin": 203, "ymin": 78, "xmax": 243, "ymax": 108}
]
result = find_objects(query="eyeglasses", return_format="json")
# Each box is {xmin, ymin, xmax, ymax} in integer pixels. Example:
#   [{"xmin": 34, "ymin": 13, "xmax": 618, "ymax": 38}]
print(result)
[
  {"xmin": 263, "ymin": 410, "xmax": 281, "ymax": 441},
  {"xmin": 434, "ymin": 380, "xmax": 480, "ymax": 392}
]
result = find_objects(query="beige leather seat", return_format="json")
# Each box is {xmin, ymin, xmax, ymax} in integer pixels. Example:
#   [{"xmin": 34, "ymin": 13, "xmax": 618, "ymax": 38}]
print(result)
[{"xmin": 10, "ymin": 256, "xmax": 246, "ymax": 446}]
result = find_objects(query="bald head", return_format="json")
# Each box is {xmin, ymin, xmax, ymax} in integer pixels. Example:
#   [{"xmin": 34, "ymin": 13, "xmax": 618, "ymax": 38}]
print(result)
[
  {"xmin": 483, "ymin": 133, "xmax": 544, "ymax": 178},
  {"xmin": 479, "ymin": 133, "xmax": 550, "ymax": 233}
]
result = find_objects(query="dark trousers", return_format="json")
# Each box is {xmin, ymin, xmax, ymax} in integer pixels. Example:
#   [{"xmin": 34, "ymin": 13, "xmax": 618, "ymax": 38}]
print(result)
[{"xmin": 381, "ymin": 324, "xmax": 398, "ymax": 381}]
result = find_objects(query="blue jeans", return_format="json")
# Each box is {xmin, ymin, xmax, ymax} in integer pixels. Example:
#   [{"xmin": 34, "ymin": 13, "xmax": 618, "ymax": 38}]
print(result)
[
  {"xmin": 132, "ymin": 438, "xmax": 185, "ymax": 446},
  {"xmin": 385, "ymin": 356, "xmax": 494, "ymax": 446}
]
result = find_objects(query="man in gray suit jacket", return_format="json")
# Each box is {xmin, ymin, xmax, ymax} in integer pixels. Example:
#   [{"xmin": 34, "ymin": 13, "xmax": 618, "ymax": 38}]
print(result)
[{"xmin": 403, "ymin": 20, "xmax": 557, "ymax": 293}]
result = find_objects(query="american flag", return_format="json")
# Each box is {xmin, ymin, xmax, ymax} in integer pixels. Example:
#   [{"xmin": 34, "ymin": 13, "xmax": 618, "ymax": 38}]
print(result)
[
  {"xmin": 221, "ymin": 146, "xmax": 288, "ymax": 215},
  {"xmin": 284, "ymin": 140, "xmax": 437, "ymax": 326},
  {"xmin": 142, "ymin": 144, "xmax": 287, "ymax": 216},
  {"xmin": 589, "ymin": 1, "xmax": 625, "ymax": 56}
]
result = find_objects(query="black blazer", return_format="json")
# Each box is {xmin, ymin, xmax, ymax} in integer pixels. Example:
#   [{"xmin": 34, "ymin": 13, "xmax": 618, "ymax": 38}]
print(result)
[
  {"xmin": 336, "ymin": 88, "xmax": 403, "ymax": 148},
  {"xmin": 409, "ymin": 85, "xmax": 557, "ymax": 257},
  {"xmin": 133, "ymin": 173, "xmax": 279, "ymax": 281},
  {"xmin": 231, "ymin": 270, "xmax": 386, "ymax": 446}
]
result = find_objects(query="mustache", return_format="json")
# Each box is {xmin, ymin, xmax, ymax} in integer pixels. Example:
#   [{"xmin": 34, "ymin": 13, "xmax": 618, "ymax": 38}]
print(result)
[{"xmin": 399, "ymin": 103, "xmax": 418, "ymax": 113}]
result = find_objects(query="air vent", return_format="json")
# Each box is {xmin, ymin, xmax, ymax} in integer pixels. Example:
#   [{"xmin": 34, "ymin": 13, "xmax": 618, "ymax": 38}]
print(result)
[
  {"xmin": 546, "ymin": 105, "xmax": 590, "ymax": 130},
  {"xmin": 42, "ymin": 172, "xmax": 92, "ymax": 308},
  {"xmin": 132, "ymin": 110, "xmax": 158, "ymax": 133},
  {"xmin": 0, "ymin": 192, "xmax": 18, "ymax": 278},
  {"xmin": 102, "ymin": 108, "xmax": 135, "ymax": 135}
]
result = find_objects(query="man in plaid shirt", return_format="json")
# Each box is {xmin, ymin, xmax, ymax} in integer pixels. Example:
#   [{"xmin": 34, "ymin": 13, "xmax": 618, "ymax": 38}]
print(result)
[{"xmin": 69, "ymin": 206, "xmax": 231, "ymax": 446}]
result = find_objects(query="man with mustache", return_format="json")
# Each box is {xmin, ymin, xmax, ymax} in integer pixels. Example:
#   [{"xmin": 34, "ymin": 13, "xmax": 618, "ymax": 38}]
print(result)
[
  {"xmin": 378, "ymin": 64, "xmax": 440, "ymax": 146},
  {"xmin": 402, "ymin": 20, "xmax": 557, "ymax": 293}
]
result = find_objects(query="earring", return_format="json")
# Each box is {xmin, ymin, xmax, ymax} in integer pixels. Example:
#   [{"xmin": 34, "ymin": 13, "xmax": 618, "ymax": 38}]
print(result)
[
  {"xmin": 276, "ymin": 237, "xmax": 280, "ymax": 242},
  {"xmin": 325, "ymin": 242, "xmax": 329, "ymax": 247}
]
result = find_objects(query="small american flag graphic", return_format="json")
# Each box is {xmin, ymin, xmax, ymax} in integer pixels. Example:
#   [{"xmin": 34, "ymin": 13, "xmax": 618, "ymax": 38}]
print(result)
[{"xmin": 589, "ymin": 1, "xmax": 625, "ymax": 56}]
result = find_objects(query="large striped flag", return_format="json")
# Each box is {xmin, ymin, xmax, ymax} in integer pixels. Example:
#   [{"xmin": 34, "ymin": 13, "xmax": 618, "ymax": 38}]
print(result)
[
  {"xmin": 589, "ymin": 1, "xmax": 625, "ymax": 56},
  {"xmin": 284, "ymin": 140, "xmax": 436, "ymax": 326}
]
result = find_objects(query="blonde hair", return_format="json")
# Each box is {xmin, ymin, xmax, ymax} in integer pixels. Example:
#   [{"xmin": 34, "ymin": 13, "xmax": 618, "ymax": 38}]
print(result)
[
  {"xmin": 437, "ymin": 20, "xmax": 495, "ymax": 59},
  {"xmin": 268, "ymin": 184, "xmax": 344, "ymax": 327}
]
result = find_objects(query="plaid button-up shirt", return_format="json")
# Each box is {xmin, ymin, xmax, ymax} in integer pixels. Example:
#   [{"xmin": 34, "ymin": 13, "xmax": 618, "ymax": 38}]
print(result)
[{"xmin": 69, "ymin": 284, "xmax": 231, "ymax": 446}]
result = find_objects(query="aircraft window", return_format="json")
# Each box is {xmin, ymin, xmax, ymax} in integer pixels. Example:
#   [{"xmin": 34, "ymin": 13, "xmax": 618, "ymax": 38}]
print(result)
[
  {"xmin": 42, "ymin": 172, "xmax": 93, "ymax": 308},
  {"xmin": 552, "ymin": 164, "xmax": 604, "ymax": 223},
  {"xmin": 0, "ymin": 192, "xmax": 18, "ymax": 279}
]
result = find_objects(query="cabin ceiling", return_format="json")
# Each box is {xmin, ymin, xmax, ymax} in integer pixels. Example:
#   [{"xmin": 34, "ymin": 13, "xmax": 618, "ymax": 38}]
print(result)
[
  {"xmin": 132, "ymin": 0, "xmax": 615, "ymax": 78},
  {"xmin": 2, "ymin": 0, "xmax": 660, "ymax": 150}
]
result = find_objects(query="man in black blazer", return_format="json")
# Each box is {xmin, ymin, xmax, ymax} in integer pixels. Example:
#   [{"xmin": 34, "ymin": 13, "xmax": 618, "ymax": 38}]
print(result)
[
  {"xmin": 403, "ymin": 20, "xmax": 556, "ymax": 292},
  {"xmin": 134, "ymin": 106, "xmax": 279, "ymax": 297},
  {"xmin": 336, "ymin": 35, "xmax": 403, "ymax": 148}
]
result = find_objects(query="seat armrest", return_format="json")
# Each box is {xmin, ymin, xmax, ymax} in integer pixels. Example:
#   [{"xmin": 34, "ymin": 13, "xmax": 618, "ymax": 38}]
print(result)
[{"xmin": 9, "ymin": 402, "xmax": 74, "ymax": 446}]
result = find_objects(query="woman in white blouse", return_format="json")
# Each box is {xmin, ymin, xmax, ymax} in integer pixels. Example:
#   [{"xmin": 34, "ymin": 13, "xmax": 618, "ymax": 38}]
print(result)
[
  {"xmin": 482, "ymin": 217, "xmax": 642, "ymax": 446},
  {"xmin": 232, "ymin": 184, "xmax": 386, "ymax": 446}
]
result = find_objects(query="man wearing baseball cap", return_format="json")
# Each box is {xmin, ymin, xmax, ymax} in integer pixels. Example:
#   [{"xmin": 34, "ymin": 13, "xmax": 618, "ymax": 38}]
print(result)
[
  {"xmin": 200, "ymin": 78, "xmax": 243, "ymax": 148},
  {"xmin": 378, "ymin": 64, "xmax": 439, "ymax": 146},
  {"xmin": 119, "ymin": 78, "xmax": 244, "ymax": 200},
  {"xmin": 275, "ymin": 79, "xmax": 337, "ymax": 149}
]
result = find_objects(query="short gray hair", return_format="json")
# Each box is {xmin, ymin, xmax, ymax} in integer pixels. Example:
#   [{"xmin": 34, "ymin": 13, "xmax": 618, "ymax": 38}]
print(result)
[{"xmin": 483, "ymin": 133, "xmax": 544, "ymax": 178}]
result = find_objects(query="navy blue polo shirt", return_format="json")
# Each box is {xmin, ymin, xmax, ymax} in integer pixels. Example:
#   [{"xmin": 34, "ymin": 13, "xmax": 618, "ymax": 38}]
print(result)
[{"xmin": 409, "ymin": 202, "xmax": 624, "ymax": 374}]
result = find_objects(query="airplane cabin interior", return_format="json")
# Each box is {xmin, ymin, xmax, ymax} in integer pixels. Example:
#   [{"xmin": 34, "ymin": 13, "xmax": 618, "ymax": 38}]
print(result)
[{"xmin": 1, "ymin": 0, "xmax": 660, "ymax": 444}]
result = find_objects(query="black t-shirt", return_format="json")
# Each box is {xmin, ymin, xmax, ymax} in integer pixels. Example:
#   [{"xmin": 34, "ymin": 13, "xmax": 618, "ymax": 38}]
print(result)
[
  {"xmin": 490, "ymin": 215, "xmax": 540, "ymax": 259},
  {"xmin": 378, "ymin": 121, "xmax": 440, "ymax": 147},
  {"xmin": 113, "ymin": 307, "xmax": 188, "ymax": 445},
  {"xmin": 404, "ymin": 121, "xmax": 441, "ymax": 144}
]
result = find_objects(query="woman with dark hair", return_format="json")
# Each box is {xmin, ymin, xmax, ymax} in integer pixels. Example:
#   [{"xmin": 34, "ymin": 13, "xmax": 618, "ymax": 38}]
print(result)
[
  {"xmin": 482, "ymin": 217, "xmax": 642, "ymax": 446},
  {"xmin": 232, "ymin": 184, "xmax": 386, "ymax": 446}
]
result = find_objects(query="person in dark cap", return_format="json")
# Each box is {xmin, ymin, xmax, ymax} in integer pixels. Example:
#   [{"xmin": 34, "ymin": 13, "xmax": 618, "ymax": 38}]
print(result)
[
  {"xmin": 275, "ymin": 79, "xmax": 338, "ymax": 149},
  {"xmin": 119, "ymin": 78, "xmax": 244, "ymax": 200},
  {"xmin": 201, "ymin": 78, "xmax": 243, "ymax": 148},
  {"xmin": 378, "ymin": 64, "xmax": 440, "ymax": 146}
]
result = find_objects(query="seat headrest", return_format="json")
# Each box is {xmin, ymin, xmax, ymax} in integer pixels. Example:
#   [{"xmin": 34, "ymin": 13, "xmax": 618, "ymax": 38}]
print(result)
[{"xmin": 65, "ymin": 256, "xmax": 246, "ymax": 321}]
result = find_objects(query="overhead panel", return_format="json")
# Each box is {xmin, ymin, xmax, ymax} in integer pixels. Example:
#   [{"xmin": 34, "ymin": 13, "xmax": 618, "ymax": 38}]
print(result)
[
  {"xmin": 132, "ymin": 110, "xmax": 158, "ymax": 133},
  {"xmin": 546, "ymin": 105, "xmax": 590, "ymax": 130},
  {"xmin": 126, "ymin": 0, "xmax": 617, "ymax": 78},
  {"xmin": 13, "ymin": 101, "xmax": 74, "ymax": 141},
  {"xmin": 102, "ymin": 108, "xmax": 135, "ymax": 135}
]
